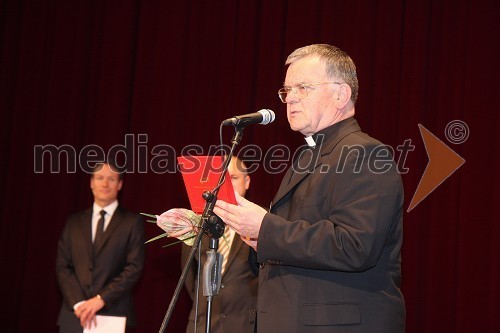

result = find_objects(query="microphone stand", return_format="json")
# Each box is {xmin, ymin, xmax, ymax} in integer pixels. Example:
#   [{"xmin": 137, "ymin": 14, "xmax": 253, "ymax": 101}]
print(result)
[{"xmin": 158, "ymin": 126, "xmax": 245, "ymax": 333}]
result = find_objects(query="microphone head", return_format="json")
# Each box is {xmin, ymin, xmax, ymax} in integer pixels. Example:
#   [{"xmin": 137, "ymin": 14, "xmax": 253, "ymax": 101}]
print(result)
[
  {"xmin": 222, "ymin": 109, "xmax": 276, "ymax": 127},
  {"xmin": 257, "ymin": 109, "xmax": 275, "ymax": 125}
]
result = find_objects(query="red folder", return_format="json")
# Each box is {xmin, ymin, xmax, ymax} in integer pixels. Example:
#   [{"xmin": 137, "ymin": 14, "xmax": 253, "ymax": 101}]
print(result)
[{"xmin": 177, "ymin": 155, "xmax": 237, "ymax": 214}]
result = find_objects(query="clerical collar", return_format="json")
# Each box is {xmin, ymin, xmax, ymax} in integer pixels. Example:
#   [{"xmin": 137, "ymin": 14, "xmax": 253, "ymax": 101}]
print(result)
[
  {"xmin": 304, "ymin": 136, "xmax": 316, "ymax": 147},
  {"xmin": 306, "ymin": 117, "xmax": 357, "ymax": 148}
]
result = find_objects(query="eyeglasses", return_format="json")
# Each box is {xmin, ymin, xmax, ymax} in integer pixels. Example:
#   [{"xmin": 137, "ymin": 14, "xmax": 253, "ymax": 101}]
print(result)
[{"xmin": 277, "ymin": 82, "xmax": 342, "ymax": 103}]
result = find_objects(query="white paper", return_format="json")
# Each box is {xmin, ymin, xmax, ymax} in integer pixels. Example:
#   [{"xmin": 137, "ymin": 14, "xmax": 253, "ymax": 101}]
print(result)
[{"xmin": 83, "ymin": 315, "xmax": 126, "ymax": 333}]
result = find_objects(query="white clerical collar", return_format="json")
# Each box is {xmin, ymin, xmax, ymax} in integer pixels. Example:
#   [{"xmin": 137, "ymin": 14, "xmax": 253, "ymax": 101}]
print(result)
[{"xmin": 304, "ymin": 136, "xmax": 316, "ymax": 147}]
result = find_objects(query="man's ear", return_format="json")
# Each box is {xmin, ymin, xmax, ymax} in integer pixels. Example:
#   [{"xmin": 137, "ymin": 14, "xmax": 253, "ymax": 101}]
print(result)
[
  {"xmin": 245, "ymin": 175, "xmax": 250, "ymax": 191},
  {"xmin": 335, "ymin": 83, "xmax": 352, "ymax": 108}
]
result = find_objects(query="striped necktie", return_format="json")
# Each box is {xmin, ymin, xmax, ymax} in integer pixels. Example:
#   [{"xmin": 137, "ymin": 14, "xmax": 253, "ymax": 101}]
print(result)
[{"xmin": 218, "ymin": 227, "xmax": 232, "ymax": 274}]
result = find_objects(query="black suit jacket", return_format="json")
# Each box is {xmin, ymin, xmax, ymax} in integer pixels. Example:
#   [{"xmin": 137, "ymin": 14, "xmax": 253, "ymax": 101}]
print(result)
[
  {"xmin": 181, "ymin": 233, "xmax": 258, "ymax": 333},
  {"xmin": 56, "ymin": 205, "xmax": 145, "ymax": 332},
  {"xmin": 254, "ymin": 117, "xmax": 405, "ymax": 332}
]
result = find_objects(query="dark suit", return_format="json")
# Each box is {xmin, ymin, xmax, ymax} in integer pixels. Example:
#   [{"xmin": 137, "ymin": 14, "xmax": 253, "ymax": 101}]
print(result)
[
  {"xmin": 253, "ymin": 117, "xmax": 405, "ymax": 332},
  {"xmin": 56, "ymin": 205, "xmax": 145, "ymax": 332},
  {"xmin": 181, "ymin": 234, "xmax": 258, "ymax": 333}
]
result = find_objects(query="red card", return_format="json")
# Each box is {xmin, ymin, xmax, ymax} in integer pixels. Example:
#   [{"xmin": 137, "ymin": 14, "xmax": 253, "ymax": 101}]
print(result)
[{"xmin": 177, "ymin": 155, "xmax": 237, "ymax": 214}]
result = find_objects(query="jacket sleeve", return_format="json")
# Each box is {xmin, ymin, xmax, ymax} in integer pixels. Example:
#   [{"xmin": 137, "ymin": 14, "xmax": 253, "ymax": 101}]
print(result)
[{"xmin": 56, "ymin": 217, "xmax": 86, "ymax": 308}]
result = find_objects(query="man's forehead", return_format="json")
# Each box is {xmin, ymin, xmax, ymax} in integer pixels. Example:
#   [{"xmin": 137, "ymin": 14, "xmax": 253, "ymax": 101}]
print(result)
[
  {"xmin": 94, "ymin": 165, "xmax": 120, "ymax": 177},
  {"xmin": 285, "ymin": 56, "xmax": 326, "ymax": 83}
]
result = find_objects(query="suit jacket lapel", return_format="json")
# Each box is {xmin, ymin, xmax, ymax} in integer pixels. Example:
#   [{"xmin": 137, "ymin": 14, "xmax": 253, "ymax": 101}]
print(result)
[
  {"xmin": 271, "ymin": 143, "xmax": 323, "ymax": 208},
  {"xmin": 223, "ymin": 234, "xmax": 243, "ymax": 277},
  {"xmin": 81, "ymin": 208, "xmax": 93, "ymax": 261}
]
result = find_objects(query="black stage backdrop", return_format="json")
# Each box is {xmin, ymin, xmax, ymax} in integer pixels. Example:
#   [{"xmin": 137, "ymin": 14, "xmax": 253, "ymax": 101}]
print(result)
[{"xmin": 1, "ymin": 1, "xmax": 499, "ymax": 332}]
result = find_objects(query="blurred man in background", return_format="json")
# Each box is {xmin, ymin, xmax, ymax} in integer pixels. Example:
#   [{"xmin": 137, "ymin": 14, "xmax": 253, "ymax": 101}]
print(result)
[
  {"xmin": 56, "ymin": 162, "xmax": 145, "ymax": 332},
  {"xmin": 181, "ymin": 156, "xmax": 258, "ymax": 333}
]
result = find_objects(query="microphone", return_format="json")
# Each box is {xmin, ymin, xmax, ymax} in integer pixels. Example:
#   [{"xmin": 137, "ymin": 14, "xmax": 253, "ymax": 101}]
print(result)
[{"xmin": 222, "ymin": 109, "xmax": 275, "ymax": 127}]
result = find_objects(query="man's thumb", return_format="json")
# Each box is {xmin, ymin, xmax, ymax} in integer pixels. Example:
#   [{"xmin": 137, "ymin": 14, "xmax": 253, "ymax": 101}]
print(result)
[{"xmin": 235, "ymin": 191, "xmax": 248, "ymax": 206}]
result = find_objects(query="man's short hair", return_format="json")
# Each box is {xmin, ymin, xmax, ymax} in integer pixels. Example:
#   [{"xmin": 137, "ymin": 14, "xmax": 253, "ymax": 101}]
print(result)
[
  {"xmin": 286, "ymin": 44, "xmax": 359, "ymax": 104},
  {"xmin": 91, "ymin": 162, "xmax": 124, "ymax": 180}
]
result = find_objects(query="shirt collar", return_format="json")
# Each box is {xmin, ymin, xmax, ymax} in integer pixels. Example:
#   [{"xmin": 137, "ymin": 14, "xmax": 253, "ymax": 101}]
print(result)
[{"xmin": 93, "ymin": 200, "xmax": 119, "ymax": 217}]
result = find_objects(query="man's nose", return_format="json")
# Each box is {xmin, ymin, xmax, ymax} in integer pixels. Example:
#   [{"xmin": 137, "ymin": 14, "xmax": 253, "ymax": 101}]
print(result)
[{"xmin": 286, "ymin": 93, "xmax": 299, "ymax": 104}]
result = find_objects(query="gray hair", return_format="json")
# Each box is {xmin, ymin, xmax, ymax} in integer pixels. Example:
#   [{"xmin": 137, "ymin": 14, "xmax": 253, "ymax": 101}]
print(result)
[{"xmin": 286, "ymin": 44, "xmax": 359, "ymax": 104}]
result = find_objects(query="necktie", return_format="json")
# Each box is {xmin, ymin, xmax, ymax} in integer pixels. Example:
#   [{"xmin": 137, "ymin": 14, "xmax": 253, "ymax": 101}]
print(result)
[
  {"xmin": 218, "ymin": 227, "xmax": 231, "ymax": 274},
  {"xmin": 94, "ymin": 210, "xmax": 106, "ymax": 249}
]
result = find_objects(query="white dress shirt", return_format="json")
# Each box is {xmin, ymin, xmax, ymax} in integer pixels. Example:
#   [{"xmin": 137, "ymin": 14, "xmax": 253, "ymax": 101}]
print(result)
[{"xmin": 92, "ymin": 201, "xmax": 118, "ymax": 242}]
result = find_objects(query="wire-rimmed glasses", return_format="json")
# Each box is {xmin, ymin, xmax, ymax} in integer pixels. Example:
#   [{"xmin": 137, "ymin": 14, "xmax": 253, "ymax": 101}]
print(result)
[{"xmin": 277, "ymin": 82, "xmax": 342, "ymax": 103}]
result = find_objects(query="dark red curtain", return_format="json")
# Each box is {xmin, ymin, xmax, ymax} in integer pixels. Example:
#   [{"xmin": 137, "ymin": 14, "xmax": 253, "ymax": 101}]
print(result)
[{"xmin": 1, "ymin": 0, "xmax": 499, "ymax": 332}]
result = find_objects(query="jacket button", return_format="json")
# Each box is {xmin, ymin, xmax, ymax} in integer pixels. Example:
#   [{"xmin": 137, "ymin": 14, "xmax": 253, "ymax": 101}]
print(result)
[{"xmin": 221, "ymin": 313, "xmax": 226, "ymax": 319}]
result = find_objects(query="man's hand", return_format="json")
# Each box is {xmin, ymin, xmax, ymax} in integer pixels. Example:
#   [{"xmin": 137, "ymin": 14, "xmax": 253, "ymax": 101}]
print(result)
[
  {"xmin": 74, "ymin": 295, "xmax": 105, "ymax": 329},
  {"xmin": 240, "ymin": 236, "xmax": 258, "ymax": 251},
  {"xmin": 214, "ymin": 192, "xmax": 266, "ymax": 250}
]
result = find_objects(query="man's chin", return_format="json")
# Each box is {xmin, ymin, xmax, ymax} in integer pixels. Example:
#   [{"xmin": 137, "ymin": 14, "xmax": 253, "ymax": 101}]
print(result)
[
  {"xmin": 290, "ymin": 124, "xmax": 309, "ymax": 135},
  {"xmin": 96, "ymin": 196, "xmax": 115, "ymax": 203},
  {"xmin": 289, "ymin": 121, "xmax": 302, "ymax": 132}
]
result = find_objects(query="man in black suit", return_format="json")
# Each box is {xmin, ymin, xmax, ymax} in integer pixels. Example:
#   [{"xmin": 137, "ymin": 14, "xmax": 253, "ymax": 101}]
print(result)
[
  {"xmin": 181, "ymin": 156, "xmax": 258, "ymax": 333},
  {"xmin": 214, "ymin": 44, "xmax": 405, "ymax": 332},
  {"xmin": 56, "ymin": 162, "xmax": 145, "ymax": 332}
]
